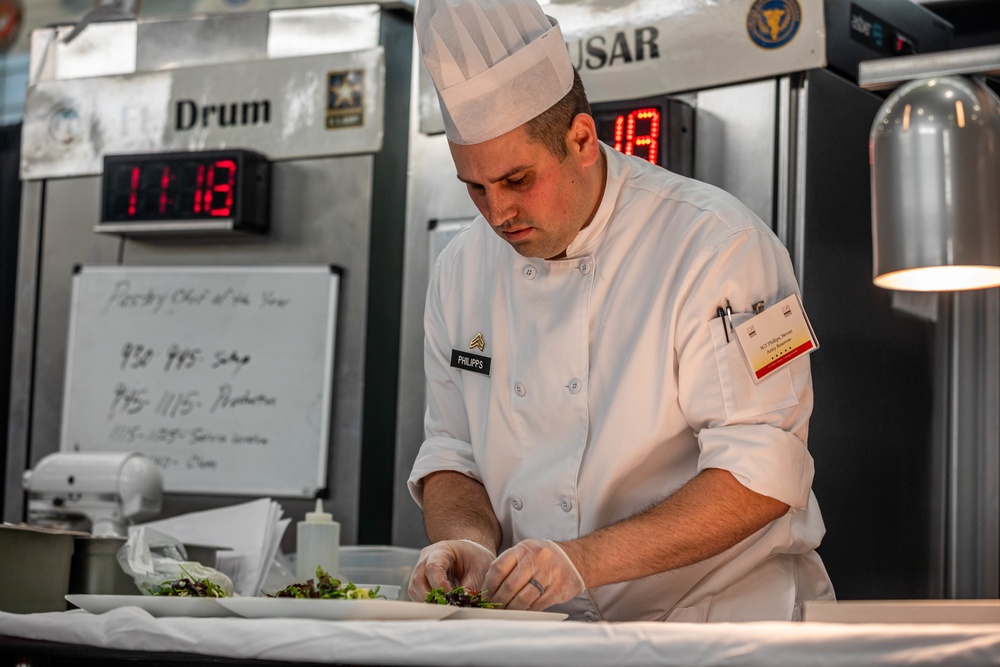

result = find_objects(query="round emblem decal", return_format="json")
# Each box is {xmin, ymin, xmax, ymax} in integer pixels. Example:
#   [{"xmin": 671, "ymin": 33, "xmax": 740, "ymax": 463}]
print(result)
[
  {"xmin": 747, "ymin": 0, "xmax": 802, "ymax": 49},
  {"xmin": 49, "ymin": 107, "xmax": 82, "ymax": 146}
]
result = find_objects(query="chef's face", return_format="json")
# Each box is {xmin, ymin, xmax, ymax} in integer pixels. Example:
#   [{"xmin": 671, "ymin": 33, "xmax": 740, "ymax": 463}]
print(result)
[{"xmin": 449, "ymin": 115, "xmax": 604, "ymax": 260}]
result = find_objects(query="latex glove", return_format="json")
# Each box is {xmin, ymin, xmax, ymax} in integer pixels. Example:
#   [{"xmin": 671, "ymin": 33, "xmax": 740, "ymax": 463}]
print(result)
[
  {"xmin": 407, "ymin": 539, "xmax": 495, "ymax": 602},
  {"xmin": 482, "ymin": 539, "xmax": 585, "ymax": 611}
]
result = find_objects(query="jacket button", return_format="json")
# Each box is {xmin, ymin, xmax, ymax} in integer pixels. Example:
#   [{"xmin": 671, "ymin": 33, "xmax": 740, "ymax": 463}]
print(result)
[
  {"xmin": 511, "ymin": 496, "xmax": 523, "ymax": 510},
  {"xmin": 579, "ymin": 262, "xmax": 591, "ymax": 275},
  {"xmin": 522, "ymin": 265, "xmax": 536, "ymax": 280},
  {"xmin": 583, "ymin": 611, "xmax": 599, "ymax": 622},
  {"xmin": 567, "ymin": 378, "xmax": 582, "ymax": 394},
  {"xmin": 560, "ymin": 497, "xmax": 573, "ymax": 512},
  {"xmin": 514, "ymin": 382, "xmax": 526, "ymax": 397}
]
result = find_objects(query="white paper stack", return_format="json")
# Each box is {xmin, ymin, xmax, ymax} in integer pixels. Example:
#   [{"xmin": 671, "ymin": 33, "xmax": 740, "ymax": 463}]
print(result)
[{"xmin": 130, "ymin": 498, "xmax": 289, "ymax": 597}]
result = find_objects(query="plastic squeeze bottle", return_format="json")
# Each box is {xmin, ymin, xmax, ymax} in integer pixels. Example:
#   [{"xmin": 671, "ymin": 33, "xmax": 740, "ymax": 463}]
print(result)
[{"xmin": 296, "ymin": 498, "xmax": 340, "ymax": 582}]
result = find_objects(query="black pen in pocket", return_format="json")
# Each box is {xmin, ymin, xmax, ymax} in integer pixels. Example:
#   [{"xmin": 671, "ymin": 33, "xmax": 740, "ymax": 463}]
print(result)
[{"xmin": 716, "ymin": 306, "xmax": 730, "ymax": 343}]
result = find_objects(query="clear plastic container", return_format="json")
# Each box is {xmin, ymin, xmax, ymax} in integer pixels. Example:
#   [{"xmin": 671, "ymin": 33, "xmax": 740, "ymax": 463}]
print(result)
[{"xmin": 338, "ymin": 545, "xmax": 420, "ymax": 600}]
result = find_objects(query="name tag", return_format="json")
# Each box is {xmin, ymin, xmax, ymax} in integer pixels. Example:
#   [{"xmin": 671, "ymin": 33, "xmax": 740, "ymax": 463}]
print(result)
[
  {"xmin": 450, "ymin": 349, "xmax": 491, "ymax": 376},
  {"xmin": 734, "ymin": 294, "xmax": 819, "ymax": 382}
]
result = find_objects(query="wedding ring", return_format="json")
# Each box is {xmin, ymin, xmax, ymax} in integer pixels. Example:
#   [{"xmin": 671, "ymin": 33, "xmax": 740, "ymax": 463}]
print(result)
[{"xmin": 528, "ymin": 577, "xmax": 545, "ymax": 595}]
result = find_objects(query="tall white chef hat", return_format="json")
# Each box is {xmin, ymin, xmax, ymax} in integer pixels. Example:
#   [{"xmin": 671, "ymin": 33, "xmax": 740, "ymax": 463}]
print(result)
[{"xmin": 415, "ymin": 0, "xmax": 575, "ymax": 145}]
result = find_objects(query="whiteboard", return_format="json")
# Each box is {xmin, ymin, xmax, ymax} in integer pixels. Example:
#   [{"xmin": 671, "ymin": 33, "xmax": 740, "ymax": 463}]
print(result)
[{"xmin": 60, "ymin": 266, "xmax": 340, "ymax": 497}]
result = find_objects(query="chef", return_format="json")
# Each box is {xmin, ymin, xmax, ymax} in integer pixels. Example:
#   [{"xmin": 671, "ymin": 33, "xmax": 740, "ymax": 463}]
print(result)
[{"xmin": 407, "ymin": 0, "xmax": 835, "ymax": 622}]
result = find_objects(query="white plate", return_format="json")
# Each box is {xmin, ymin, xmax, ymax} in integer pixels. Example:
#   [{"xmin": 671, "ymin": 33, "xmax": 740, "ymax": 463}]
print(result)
[
  {"xmin": 217, "ymin": 596, "xmax": 457, "ymax": 621},
  {"xmin": 66, "ymin": 594, "xmax": 237, "ymax": 618},
  {"xmin": 442, "ymin": 606, "xmax": 568, "ymax": 621}
]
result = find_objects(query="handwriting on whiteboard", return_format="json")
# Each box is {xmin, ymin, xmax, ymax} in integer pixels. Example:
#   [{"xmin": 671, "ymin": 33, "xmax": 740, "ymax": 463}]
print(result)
[
  {"xmin": 104, "ymin": 280, "xmax": 291, "ymax": 314},
  {"xmin": 62, "ymin": 267, "xmax": 338, "ymax": 496}
]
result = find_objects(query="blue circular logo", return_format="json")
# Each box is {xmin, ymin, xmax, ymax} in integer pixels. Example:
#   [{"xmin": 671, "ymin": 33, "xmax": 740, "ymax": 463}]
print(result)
[
  {"xmin": 747, "ymin": 0, "xmax": 802, "ymax": 49},
  {"xmin": 49, "ymin": 107, "xmax": 81, "ymax": 145}
]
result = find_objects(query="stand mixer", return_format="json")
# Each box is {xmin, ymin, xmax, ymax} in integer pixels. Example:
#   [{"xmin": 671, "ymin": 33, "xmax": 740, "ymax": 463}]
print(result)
[{"xmin": 22, "ymin": 452, "xmax": 163, "ymax": 536}]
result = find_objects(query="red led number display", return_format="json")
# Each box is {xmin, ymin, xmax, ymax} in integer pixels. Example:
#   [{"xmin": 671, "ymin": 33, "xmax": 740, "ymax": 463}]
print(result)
[
  {"xmin": 106, "ymin": 156, "xmax": 240, "ymax": 222},
  {"xmin": 612, "ymin": 107, "xmax": 660, "ymax": 165},
  {"xmin": 194, "ymin": 160, "xmax": 237, "ymax": 216}
]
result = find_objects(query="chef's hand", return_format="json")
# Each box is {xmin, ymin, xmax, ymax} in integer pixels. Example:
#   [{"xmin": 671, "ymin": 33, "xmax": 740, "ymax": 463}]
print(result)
[
  {"xmin": 483, "ymin": 539, "xmax": 585, "ymax": 611},
  {"xmin": 407, "ymin": 539, "xmax": 495, "ymax": 602}
]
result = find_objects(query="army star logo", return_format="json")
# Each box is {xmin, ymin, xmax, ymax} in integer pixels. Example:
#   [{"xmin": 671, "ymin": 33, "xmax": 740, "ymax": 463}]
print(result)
[
  {"xmin": 326, "ymin": 69, "xmax": 364, "ymax": 129},
  {"xmin": 470, "ymin": 332, "xmax": 485, "ymax": 352}
]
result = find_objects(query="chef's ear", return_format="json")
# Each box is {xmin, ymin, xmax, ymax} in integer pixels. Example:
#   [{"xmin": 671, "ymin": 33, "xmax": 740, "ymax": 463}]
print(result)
[{"xmin": 565, "ymin": 113, "xmax": 601, "ymax": 168}]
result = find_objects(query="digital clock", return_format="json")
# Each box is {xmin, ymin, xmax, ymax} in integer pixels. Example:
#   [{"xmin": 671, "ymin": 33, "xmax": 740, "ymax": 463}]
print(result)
[
  {"xmin": 591, "ymin": 96, "xmax": 693, "ymax": 177},
  {"xmin": 99, "ymin": 149, "xmax": 271, "ymax": 235}
]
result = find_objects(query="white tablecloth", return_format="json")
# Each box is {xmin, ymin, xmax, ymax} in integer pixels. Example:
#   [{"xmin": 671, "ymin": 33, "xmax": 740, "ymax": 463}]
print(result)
[{"xmin": 3, "ymin": 609, "xmax": 1000, "ymax": 666}]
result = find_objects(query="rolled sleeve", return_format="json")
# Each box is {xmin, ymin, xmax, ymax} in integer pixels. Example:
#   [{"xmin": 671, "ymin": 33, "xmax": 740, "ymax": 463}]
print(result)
[
  {"xmin": 407, "ymin": 436, "xmax": 483, "ymax": 508},
  {"xmin": 697, "ymin": 423, "xmax": 814, "ymax": 509}
]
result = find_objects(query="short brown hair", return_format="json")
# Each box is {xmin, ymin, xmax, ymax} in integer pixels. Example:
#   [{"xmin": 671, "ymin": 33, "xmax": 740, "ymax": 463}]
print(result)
[{"xmin": 524, "ymin": 68, "xmax": 591, "ymax": 160}]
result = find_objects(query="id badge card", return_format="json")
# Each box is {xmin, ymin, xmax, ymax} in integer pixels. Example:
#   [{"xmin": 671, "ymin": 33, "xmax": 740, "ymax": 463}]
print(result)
[{"xmin": 733, "ymin": 294, "xmax": 819, "ymax": 382}]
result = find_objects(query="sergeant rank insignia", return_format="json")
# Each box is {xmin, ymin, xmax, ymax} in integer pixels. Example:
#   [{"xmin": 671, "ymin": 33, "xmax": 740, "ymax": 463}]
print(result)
[{"xmin": 451, "ymin": 332, "xmax": 490, "ymax": 376}]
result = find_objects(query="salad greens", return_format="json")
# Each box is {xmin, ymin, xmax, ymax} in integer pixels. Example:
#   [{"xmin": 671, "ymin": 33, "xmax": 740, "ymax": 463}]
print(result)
[
  {"xmin": 145, "ymin": 567, "xmax": 229, "ymax": 598},
  {"xmin": 268, "ymin": 566, "xmax": 383, "ymax": 599},
  {"xmin": 425, "ymin": 586, "xmax": 498, "ymax": 608}
]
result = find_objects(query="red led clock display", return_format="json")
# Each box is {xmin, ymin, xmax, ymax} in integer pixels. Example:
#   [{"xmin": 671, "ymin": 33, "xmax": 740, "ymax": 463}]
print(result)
[
  {"xmin": 101, "ymin": 150, "xmax": 269, "ymax": 232},
  {"xmin": 611, "ymin": 107, "xmax": 661, "ymax": 164},
  {"xmin": 131, "ymin": 158, "xmax": 233, "ymax": 218},
  {"xmin": 594, "ymin": 104, "xmax": 664, "ymax": 166}
]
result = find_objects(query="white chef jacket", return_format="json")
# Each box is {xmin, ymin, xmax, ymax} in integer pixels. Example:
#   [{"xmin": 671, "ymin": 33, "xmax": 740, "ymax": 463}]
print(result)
[{"xmin": 409, "ymin": 144, "xmax": 834, "ymax": 623}]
